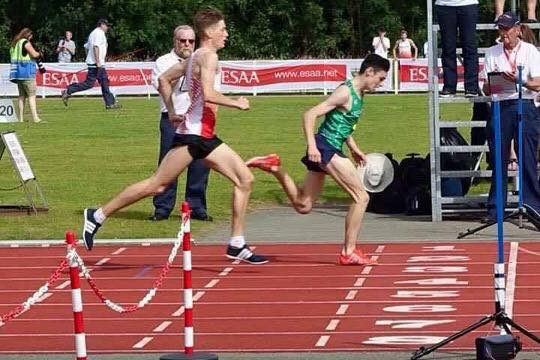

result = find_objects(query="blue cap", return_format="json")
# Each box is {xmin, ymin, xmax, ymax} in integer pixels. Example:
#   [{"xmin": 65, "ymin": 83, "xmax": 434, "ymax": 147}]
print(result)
[{"xmin": 495, "ymin": 11, "xmax": 520, "ymax": 28}]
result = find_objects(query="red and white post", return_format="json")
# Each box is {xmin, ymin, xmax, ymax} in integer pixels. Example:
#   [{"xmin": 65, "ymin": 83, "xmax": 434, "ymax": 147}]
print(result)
[
  {"xmin": 182, "ymin": 201, "xmax": 194, "ymax": 354},
  {"xmin": 66, "ymin": 231, "xmax": 87, "ymax": 360},
  {"xmin": 159, "ymin": 202, "xmax": 218, "ymax": 360}
]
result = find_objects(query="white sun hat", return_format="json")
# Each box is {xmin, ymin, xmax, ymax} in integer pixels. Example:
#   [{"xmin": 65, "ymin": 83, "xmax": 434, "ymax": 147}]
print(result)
[{"xmin": 356, "ymin": 153, "xmax": 394, "ymax": 193}]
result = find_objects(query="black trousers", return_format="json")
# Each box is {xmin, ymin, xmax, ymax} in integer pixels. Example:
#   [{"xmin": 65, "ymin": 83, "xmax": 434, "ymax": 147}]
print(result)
[
  {"xmin": 66, "ymin": 66, "xmax": 116, "ymax": 106},
  {"xmin": 487, "ymin": 100, "xmax": 540, "ymax": 218},
  {"xmin": 436, "ymin": 4, "xmax": 479, "ymax": 93},
  {"xmin": 152, "ymin": 112, "xmax": 211, "ymax": 218}
]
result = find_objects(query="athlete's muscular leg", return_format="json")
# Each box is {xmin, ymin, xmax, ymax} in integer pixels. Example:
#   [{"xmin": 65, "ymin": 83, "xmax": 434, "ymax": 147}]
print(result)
[
  {"xmin": 203, "ymin": 143, "xmax": 254, "ymax": 237},
  {"xmin": 324, "ymin": 155, "xmax": 369, "ymax": 255},
  {"xmin": 270, "ymin": 168, "xmax": 325, "ymax": 214},
  {"xmin": 102, "ymin": 146, "xmax": 193, "ymax": 216}
]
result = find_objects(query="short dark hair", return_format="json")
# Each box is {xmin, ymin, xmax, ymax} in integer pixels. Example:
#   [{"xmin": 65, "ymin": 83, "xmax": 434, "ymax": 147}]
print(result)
[
  {"xmin": 359, "ymin": 54, "xmax": 390, "ymax": 74},
  {"xmin": 378, "ymin": 27, "xmax": 386, "ymax": 33},
  {"xmin": 194, "ymin": 8, "xmax": 224, "ymax": 39}
]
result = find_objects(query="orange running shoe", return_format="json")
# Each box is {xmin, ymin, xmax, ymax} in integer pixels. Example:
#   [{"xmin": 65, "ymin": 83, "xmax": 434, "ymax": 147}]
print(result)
[
  {"xmin": 353, "ymin": 249, "xmax": 379, "ymax": 265},
  {"xmin": 339, "ymin": 251, "xmax": 379, "ymax": 266},
  {"xmin": 246, "ymin": 154, "xmax": 281, "ymax": 173}
]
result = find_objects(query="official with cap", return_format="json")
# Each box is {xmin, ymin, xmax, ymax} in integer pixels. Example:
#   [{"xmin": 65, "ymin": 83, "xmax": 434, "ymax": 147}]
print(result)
[{"xmin": 482, "ymin": 11, "xmax": 540, "ymax": 228}]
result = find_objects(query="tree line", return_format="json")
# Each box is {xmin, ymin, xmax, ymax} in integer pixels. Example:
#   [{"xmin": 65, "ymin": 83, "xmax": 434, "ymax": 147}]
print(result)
[{"xmin": 0, "ymin": 0, "xmax": 498, "ymax": 62}]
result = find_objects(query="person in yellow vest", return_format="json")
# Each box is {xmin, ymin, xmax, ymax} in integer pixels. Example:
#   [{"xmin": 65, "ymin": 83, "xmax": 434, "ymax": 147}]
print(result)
[{"xmin": 9, "ymin": 28, "xmax": 46, "ymax": 123}]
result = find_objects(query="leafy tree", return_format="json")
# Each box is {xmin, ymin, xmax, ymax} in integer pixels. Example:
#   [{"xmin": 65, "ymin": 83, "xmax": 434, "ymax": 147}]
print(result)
[{"xmin": 0, "ymin": 0, "xmax": 509, "ymax": 62}]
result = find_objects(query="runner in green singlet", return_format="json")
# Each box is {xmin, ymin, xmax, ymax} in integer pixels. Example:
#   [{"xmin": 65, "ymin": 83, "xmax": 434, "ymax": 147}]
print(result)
[{"xmin": 246, "ymin": 54, "xmax": 390, "ymax": 266}]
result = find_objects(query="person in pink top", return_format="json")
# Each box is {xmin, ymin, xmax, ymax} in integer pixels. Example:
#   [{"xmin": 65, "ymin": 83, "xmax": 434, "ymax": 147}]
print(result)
[
  {"xmin": 81, "ymin": 9, "xmax": 268, "ymax": 265},
  {"xmin": 393, "ymin": 29, "xmax": 418, "ymax": 60}
]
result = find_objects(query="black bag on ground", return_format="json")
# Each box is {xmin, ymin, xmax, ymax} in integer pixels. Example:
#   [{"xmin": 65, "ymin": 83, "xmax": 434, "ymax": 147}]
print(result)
[
  {"xmin": 399, "ymin": 153, "xmax": 431, "ymax": 215},
  {"xmin": 475, "ymin": 334, "xmax": 521, "ymax": 360},
  {"xmin": 367, "ymin": 153, "xmax": 405, "ymax": 214},
  {"xmin": 440, "ymin": 128, "xmax": 477, "ymax": 196}
]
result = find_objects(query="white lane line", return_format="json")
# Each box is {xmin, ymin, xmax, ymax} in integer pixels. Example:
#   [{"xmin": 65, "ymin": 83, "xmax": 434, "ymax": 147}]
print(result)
[
  {"xmin": 375, "ymin": 245, "xmax": 385, "ymax": 253},
  {"xmin": 345, "ymin": 290, "xmax": 358, "ymax": 300},
  {"xmin": 315, "ymin": 335, "xmax": 330, "ymax": 347},
  {"xmin": 171, "ymin": 306, "xmax": 184, "ymax": 317},
  {"xmin": 55, "ymin": 280, "xmax": 71, "ymax": 290},
  {"xmin": 354, "ymin": 278, "xmax": 366, "ymax": 287},
  {"xmin": 506, "ymin": 242, "xmax": 519, "ymax": 318},
  {"xmin": 142, "ymin": 243, "xmax": 151, "ymax": 247},
  {"xmin": 193, "ymin": 291, "xmax": 205, "ymax": 301},
  {"xmin": 112, "ymin": 247, "xmax": 126, "ymax": 255},
  {"xmin": 40, "ymin": 244, "xmax": 50, "ymax": 248},
  {"xmin": 153, "ymin": 321, "xmax": 172, "ymax": 332},
  {"xmin": 219, "ymin": 267, "xmax": 233, "ymax": 276},
  {"xmin": 10, "ymin": 244, "xmax": 19, "ymax": 248},
  {"xmin": 95, "ymin": 258, "xmax": 110, "ymax": 266},
  {"xmin": 361, "ymin": 266, "xmax": 373, "ymax": 275},
  {"xmin": 36, "ymin": 293, "xmax": 53, "ymax": 302},
  {"xmin": 205, "ymin": 279, "xmax": 220, "ymax": 288},
  {"xmin": 132, "ymin": 336, "xmax": 153, "ymax": 349},
  {"xmin": 325, "ymin": 319, "xmax": 340, "ymax": 331},
  {"xmin": 336, "ymin": 304, "xmax": 349, "ymax": 315}
]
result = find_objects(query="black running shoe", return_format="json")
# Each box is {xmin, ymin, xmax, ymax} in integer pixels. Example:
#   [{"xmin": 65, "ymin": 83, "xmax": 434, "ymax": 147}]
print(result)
[
  {"xmin": 226, "ymin": 245, "xmax": 268, "ymax": 264},
  {"xmin": 82, "ymin": 208, "xmax": 101, "ymax": 250},
  {"xmin": 61, "ymin": 90, "xmax": 69, "ymax": 106}
]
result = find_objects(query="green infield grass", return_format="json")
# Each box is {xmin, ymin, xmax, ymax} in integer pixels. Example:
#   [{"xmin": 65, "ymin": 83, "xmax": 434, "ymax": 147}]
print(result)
[{"xmin": 0, "ymin": 94, "xmax": 474, "ymax": 240}]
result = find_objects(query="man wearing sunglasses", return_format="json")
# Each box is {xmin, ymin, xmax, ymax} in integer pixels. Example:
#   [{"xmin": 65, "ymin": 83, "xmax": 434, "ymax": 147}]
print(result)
[
  {"xmin": 481, "ymin": 11, "xmax": 540, "ymax": 228},
  {"xmin": 149, "ymin": 25, "xmax": 213, "ymax": 222}
]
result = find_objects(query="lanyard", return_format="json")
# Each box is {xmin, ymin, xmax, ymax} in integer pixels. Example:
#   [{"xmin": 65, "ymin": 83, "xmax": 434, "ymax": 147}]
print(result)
[{"xmin": 503, "ymin": 41, "xmax": 522, "ymax": 72}]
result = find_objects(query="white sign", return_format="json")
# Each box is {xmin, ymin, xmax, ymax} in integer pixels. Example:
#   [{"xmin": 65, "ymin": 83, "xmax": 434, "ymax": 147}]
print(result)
[
  {"xmin": 1, "ymin": 132, "xmax": 35, "ymax": 181},
  {"xmin": 0, "ymin": 98, "xmax": 17, "ymax": 123}
]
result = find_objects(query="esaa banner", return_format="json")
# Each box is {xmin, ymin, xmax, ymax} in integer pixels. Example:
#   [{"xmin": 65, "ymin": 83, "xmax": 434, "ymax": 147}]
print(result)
[
  {"xmin": 219, "ymin": 59, "xmax": 393, "ymax": 92},
  {"xmin": 0, "ymin": 59, "xmax": 393, "ymax": 97},
  {"xmin": 398, "ymin": 58, "xmax": 486, "ymax": 91}
]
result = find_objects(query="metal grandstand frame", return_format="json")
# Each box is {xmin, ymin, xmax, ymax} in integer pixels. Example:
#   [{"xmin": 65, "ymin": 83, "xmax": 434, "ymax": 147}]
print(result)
[{"xmin": 426, "ymin": 0, "xmax": 540, "ymax": 221}]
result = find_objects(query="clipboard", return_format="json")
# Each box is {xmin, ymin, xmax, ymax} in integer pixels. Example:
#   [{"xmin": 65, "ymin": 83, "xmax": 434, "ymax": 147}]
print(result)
[{"xmin": 488, "ymin": 71, "xmax": 517, "ymax": 96}]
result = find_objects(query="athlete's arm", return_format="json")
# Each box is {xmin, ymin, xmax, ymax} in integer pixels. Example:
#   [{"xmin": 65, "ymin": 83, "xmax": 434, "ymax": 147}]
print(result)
[
  {"xmin": 158, "ymin": 61, "xmax": 187, "ymax": 122},
  {"xmin": 200, "ymin": 51, "xmax": 249, "ymax": 110},
  {"xmin": 302, "ymin": 85, "xmax": 349, "ymax": 163},
  {"xmin": 345, "ymin": 136, "xmax": 367, "ymax": 166},
  {"xmin": 393, "ymin": 41, "xmax": 399, "ymax": 59}
]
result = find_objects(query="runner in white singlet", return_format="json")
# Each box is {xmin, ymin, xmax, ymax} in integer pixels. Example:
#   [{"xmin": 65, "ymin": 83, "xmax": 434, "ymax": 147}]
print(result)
[{"xmin": 81, "ymin": 9, "xmax": 268, "ymax": 265}]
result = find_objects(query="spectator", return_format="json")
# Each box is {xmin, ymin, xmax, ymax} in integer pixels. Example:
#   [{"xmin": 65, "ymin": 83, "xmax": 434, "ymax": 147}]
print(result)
[
  {"xmin": 56, "ymin": 30, "xmax": 76, "ymax": 63},
  {"xmin": 9, "ymin": 28, "xmax": 44, "ymax": 123},
  {"xmin": 149, "ymin": 25, "xmax": 213, "ymax": 222},
  {"xmin": 393, "ymin": 29, "xmax": 418, "ymax": 59},
  {"xmin": 372, "ymin": 27, "xmax": 391, "ymax": 59},
  {"xmin": 423, "ymin": 40, "xmax": 429, "ymax": 58},
  {"xmin": 495, "ymin": 0, "xmax": 538, "ymax": 22},
  {"xmin": 61, "ymin": 18, "xmax": 120, "ymax": 109},
  {"xmin": 436, "ymin": 0, "xmax": 479, "ymax": 97}
]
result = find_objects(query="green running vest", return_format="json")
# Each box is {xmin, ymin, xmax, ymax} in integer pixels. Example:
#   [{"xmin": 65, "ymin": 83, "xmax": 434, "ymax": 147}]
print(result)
[{"xmin": 317, "ymin": 79, "xmax": 363, "ymax": 151}]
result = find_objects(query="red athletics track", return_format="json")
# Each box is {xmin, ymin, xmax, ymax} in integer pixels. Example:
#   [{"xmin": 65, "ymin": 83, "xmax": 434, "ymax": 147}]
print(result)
[{"xmin": 1, "ymin": 241, "xmax": 540, "ymax": 355}]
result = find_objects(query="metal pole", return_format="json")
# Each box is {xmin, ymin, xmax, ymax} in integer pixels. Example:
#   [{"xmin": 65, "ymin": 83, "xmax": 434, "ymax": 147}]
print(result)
[{"xmin": 492, "ymin": 101, "xmax": 506, "ymax": 317}]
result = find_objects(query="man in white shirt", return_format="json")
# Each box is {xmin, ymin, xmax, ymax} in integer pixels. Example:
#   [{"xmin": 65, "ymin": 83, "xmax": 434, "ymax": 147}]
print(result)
[
  {"xmin": 482, "ymin": 11, "xmax": 540, "ymax": 228},
  {"xmin": 372, "ymin": 27, "xmax": 390, "ymax": 59},
  {"xmin": 436, "ymin": 0, "xmax": 479, "ymax": 97},
  {"xmin": 61, "ymin": 18, "xmax": 119, "ymax": 109},
  {"xmin": 149, "ymin": 25, "xmax": 212, "ymax": 222}
]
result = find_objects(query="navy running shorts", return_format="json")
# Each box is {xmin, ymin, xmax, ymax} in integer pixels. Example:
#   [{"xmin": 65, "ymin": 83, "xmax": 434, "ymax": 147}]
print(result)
[{"xmin": 301, "ymin": 134, "xmax": 346, "ymax": 173}]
